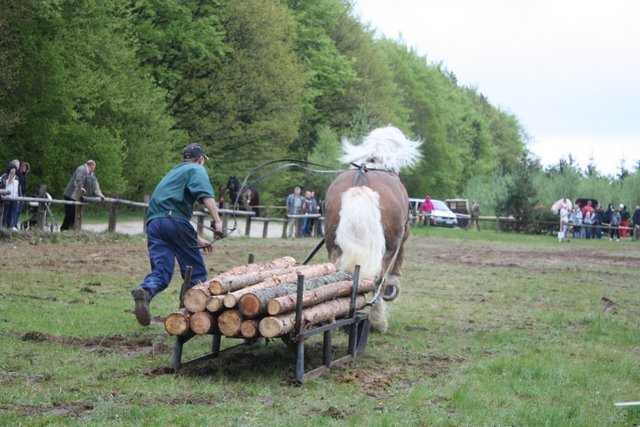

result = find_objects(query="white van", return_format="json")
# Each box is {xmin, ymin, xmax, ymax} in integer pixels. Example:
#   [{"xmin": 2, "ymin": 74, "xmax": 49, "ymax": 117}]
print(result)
[{"xmin": 408, "ymin": 197, "xmax": 458, "ymax": 227}]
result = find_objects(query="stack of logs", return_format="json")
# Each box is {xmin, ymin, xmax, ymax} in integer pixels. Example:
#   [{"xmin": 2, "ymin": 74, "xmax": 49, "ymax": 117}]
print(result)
[{"xmin": 164, "ymin": 256, "xmax": 375, "ymax": 339}]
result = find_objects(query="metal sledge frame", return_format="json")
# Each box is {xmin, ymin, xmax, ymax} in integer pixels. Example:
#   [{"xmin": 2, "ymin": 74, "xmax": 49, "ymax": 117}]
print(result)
[{"xmin": 170, "ymin": 258, "xmax": 370, "ymax": 383}]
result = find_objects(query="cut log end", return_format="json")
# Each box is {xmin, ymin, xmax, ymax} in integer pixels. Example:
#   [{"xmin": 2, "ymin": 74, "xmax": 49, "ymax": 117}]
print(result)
[
  {"xmin": 223, "ymin": 294, "xmax": 238, "ymax": 308},
  {"xmin": 209, "ymin": 281, "xmax": 223, "ymax": 295},
  {"xmin": 217, "ymin": 310, "xmax": 243, "ymax": 337},
  {"xmin": 164, "ymin": 311, "xmax": 190, "ymax": 336},
  {"xmin": 190, "ymin": 311, "xmax": 216, "ymax": 334},
  {"xmin": 259, "ymin": 317, "xmax": 284, "ymax": 338},
  {"xmin": 238, "ymin": 294, "xmax": 261, "ymax": 318},
  {"xmin": 240, "ymin": 320, "xmax": 260, "ymax": 338},
  {"xmin": 205, "ymin": 296, "xmax": 224, "ymax": 312},
  {"xmin": 266, "ymin": 299, "xmax": 282, "ymax": 316},
  {"xmin": 182, "ymin": 288, "xmax": 209, "ymax": 313}
]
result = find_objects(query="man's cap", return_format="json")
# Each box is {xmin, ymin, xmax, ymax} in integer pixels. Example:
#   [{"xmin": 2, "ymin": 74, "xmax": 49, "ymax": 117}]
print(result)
[{"xmin": 183, "ymin": 143, "xmax": 208, "ymax": 160}]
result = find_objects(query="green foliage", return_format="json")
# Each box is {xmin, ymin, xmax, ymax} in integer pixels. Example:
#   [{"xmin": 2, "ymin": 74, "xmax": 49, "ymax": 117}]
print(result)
[
  {"xmin": 496, "ymin": 154, "xmax": 540, "ymax": 232},
  {"xmin": 198, "ymin": 0, "xmax": 305, "ymax": 187}
]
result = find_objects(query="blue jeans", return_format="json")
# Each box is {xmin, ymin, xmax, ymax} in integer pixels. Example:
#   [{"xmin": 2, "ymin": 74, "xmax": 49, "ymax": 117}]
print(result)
[
  {"xmin": 132, "ymin": 217, "xmax": 207, "ymax": 301},
  {"xmin": 2, "ymin": 201, "xmax": 18, "ymax": 228}
]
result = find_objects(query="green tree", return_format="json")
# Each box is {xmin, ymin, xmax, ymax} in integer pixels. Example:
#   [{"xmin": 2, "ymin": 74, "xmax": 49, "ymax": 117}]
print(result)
[{"xmin": 196, "ymin": 0, "xmax": 305, "ymax": 190}]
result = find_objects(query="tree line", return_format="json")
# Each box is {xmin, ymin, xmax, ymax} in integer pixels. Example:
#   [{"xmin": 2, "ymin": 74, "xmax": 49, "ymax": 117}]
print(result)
[{"xmin": 2, "ymin": 0, "xmax": 635, "ymax": 224}]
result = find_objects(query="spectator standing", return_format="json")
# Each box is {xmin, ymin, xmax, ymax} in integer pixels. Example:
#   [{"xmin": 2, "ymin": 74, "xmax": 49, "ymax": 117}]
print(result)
[
  {"xmin": 619, "ymin": 204, "xmax": 630, "ymax": 237},
  {"xmin": 130, "ymin": 143, "xmax": 222, "ymax": 326},
  {"xmin": 13, "ymin": 161, "xmax": 30, "ymax": 228},
  {"xmin": 609, "ymin": 208, "xmax": 621, "ymax": 241},
  {"xmin": 421, "ymin": 195, "xmax": 434, "ymax": 226},
  {"xmin": 1, "ymin": 162, "xmax": 21, "ymax": 230},
  {"xmin": 593, "ymin": 205, "xmax": 605, "ymax": 238},
  {"xmin": 302, "ymin": 190, "xmax": 318, "ymax": 237},
  {"xmin": 286, "ymin": 186, "xmax": 303, "ymax": 238},
  {"xmin": 583, "ymin": 209, "xmax": 594, "ymax": 239},
  {"xmin": 60, "ymin": 160, "xmax": 105, "ymax": 231},
  {"xmin": 466, "ymin": 199, "xmax": 480, "ymax": 231},
  {"xmin": 570, "ymin": 205, "xmax": 583, "ymax": 238},
  {"xmin": 632, "ymin": 204, "xmax": 640, "ymax": 241}
]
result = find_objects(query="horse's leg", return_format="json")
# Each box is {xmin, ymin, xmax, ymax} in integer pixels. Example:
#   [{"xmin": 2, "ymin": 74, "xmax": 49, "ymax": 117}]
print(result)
[{"xmin": 383, "ymin": 224, "xmax": 408, "ymax": 301}]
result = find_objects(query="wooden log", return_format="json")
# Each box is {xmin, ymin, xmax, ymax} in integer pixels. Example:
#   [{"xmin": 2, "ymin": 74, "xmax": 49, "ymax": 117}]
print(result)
[
  {"xmin": 217, "ymin": 310, "xmax": 244, "ymax": 337},
  {"xmin": 190, "ymin": 311, "xmax": 218, "ymax": 334},
  {"xmin": 267, "ymin": 278, "xmax": 375, "ymax": 316},
  {"xmin": 164, "ymin": 308, "xmax": 191, "ymax": 336},
  {"xmin": 215, "ymin": 256, "xmax": 296, "ymax": 279},
  {"xmin": 205, "ymin": 295, "xmax": 225, "ymax": 313},
  {"xmin": 223, "ymin": 263, "xmax": 336, "ymax": 309},
  {"xmin": 238, "ymin": 271, "xmax": 352, "ymax": 318},
  {"xmin": 182, "ymin": 282, "xmax": 211, "ymax": 313},
  {"xmin": 208, "ymin": 256, "xmax": 297, "ymax": 294},
  {"xmin": 259, "ymin": 295, "xmax": 367, "ymax": 338},
  {"xmin": 240, "ymin": 319, "xmax": 260, "ymax": 339},
  {"xmin": 210, "ymin": 265, "xmax": 303, "ymax": 295}
]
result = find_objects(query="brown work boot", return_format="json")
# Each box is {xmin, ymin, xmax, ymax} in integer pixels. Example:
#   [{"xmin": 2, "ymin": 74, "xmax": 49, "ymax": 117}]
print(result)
[{"xmin": 133, "ymin": 288, "xmax": 151, "ymax": 326}]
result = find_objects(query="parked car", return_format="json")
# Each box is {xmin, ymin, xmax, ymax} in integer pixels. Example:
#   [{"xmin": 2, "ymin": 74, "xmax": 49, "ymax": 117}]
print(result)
[
  {"xmin": 445, "ymin": 198, "xmax": 469, "ymax": 229},
  {"xmin": 408, "ymin": 197, "xmax": 458, "ymax": 227}
]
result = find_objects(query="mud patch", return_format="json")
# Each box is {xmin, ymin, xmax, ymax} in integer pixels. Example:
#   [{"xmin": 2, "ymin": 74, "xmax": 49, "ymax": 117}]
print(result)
[{"xmin": 15, "ymin": 331, "xmax": 171, "ymax": 356}]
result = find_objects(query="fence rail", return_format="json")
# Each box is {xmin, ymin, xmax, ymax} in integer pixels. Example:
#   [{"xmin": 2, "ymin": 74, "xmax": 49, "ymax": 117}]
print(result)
[
  {"xmin": 0, "ymin": 191, "xmax": 326, "ymax": 238},
  {"xmin": 2, "ymin": 190, "xmax": 636, "ymax": 240}
]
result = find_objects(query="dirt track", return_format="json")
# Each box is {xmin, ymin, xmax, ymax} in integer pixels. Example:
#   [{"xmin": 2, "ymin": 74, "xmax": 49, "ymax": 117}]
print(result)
[{"xmin": 83, "ymin": 217, "xmax": 286, "ymax": 239}]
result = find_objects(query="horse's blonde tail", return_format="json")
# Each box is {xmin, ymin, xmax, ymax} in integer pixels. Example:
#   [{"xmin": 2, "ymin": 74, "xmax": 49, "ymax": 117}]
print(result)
[{"xmin": 335, "ymin": 186, "xmax": 385, "ymax": 279}]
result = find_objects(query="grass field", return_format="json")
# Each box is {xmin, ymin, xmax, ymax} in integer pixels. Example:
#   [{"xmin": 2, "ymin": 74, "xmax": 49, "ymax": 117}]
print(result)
[{"xmin": 1, "ymin": 226, "xmax": 639, "ymax": 425}]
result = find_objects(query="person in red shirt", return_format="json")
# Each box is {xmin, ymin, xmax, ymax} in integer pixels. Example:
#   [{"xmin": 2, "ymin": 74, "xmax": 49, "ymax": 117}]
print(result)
[{"xmin": 421, "ymin": 195, "xmax": 434, "ymax": 226}]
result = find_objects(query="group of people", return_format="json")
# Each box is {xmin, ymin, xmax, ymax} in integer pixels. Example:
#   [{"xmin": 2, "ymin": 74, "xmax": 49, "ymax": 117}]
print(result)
[
  {"xmin": 0, "ymin": 157, "xmax": 108, "ymax": 232},
  {"xmin": 0, "ymin": 159, "xmax": 30, "ymax": 230},
  {"xmin": 286, "ymin": 186, "xmax": 323, "ymax": 238},
  {"xmin": 558, "ymin": 200, "xmax": 640, "ymax": 241}
]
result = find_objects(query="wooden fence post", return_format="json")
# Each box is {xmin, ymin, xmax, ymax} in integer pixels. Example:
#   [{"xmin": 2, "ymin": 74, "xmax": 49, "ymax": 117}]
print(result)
[
  {"xmin": 245, "ymin": 215, "xmax": 252, "ymax": 236},
  {"xmin": 75, "ymin": 203, "xmax": 83, "ymax": 231},
  {"xmin": 108, "ymin": 193, "xmax": 117, "ymax": 233},
  {"xmin": 143, "ymin": 195, "xmax": 149, "ymax": 234},
  {"xmin": 37, "ymin": 185, "xmax": 47, "ymax": 230},
  {"xmin": 196, "ymin": 213, "xmax": 204, "ymax": 235},
  {"xmin": 262, "ymin": 219, "xmax": 269, "ymax": 238}
]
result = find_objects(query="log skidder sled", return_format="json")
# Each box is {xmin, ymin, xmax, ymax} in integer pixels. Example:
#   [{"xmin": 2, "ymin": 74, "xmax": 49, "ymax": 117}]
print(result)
[{"xmin": 170, "ymin": 256, "xmax": 370, "ymax": 383}]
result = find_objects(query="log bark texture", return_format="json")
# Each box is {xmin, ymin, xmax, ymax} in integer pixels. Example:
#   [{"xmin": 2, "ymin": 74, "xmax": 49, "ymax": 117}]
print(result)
[
  {"xmin": 164, "ymin": 308, "xmax": 191, "ymax": 336},
  {"xmin": 208, "ymin": 257, "xmax": 297, "ymax": 294},
  {"xmin": 238, "ymin": 271, "xmax": 352, "ymax": 318},
  {"xmin": 267, "ymin": 278, "xmax": 375, "ymax": 316},
  {"xmin": 259, "ymin": 295, "xmax": 367, "ymax": 338},
  {"xmin": 223, "ymin": 263, "xmax": 336, "ymax": 309}
]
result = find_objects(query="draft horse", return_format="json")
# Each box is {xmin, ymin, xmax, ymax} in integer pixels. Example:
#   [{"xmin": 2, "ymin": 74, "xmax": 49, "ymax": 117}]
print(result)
[{"xmin": 324, "ymin": 126, "xmax": 422, "ymax": 333}]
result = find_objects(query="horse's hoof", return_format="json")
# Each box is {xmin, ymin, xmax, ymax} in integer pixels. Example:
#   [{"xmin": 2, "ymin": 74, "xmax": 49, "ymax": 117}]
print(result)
[{"xmin": 383, "ymin": 285, "xmax": 399, "ymax": 301}]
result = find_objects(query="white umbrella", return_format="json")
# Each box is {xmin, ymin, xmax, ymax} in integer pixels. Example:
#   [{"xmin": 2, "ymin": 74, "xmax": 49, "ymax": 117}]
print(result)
[{"xmin": 551, "ymin": 198, "xmax": 573, "ymax": 213}]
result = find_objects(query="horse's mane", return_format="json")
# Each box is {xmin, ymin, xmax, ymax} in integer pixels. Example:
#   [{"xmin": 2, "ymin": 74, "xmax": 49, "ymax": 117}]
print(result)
[{"xmin": 340, "ymin": 126, "xmax": 422, "ymax": 173}]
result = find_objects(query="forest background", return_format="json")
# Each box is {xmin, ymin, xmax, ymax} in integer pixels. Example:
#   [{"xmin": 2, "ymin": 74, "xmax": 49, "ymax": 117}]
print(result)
[{"xmin": 1, "ymin": 0, "xmax": 639, "ymax": 223}]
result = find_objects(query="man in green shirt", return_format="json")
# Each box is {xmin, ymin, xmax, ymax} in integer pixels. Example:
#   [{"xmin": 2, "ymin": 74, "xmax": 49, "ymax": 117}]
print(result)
[{"xmin": 131, "ymin": 143, "xmax": 222, "ymax": 326}]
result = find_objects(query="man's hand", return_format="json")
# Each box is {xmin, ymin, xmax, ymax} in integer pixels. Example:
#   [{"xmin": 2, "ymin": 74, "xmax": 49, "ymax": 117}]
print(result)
[
  {"xmin": 212, "ymin": 219, "xmax": 223, "ymax": 239},
  {"xmin": 198, "ymin": 236, "xmax": 213, "ymax": 253}
]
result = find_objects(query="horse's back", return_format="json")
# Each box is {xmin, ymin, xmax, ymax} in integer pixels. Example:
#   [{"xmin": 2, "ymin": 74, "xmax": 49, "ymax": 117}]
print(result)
[{"xmin": 324, "ymin": 170, "xmax": 409, "ymax": 264}]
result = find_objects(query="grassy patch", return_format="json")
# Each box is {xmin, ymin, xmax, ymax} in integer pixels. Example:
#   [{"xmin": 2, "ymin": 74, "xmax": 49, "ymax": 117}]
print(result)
[{"xmin": 1, "ymin": 228, "xmax": 639, "ymax": 424}]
